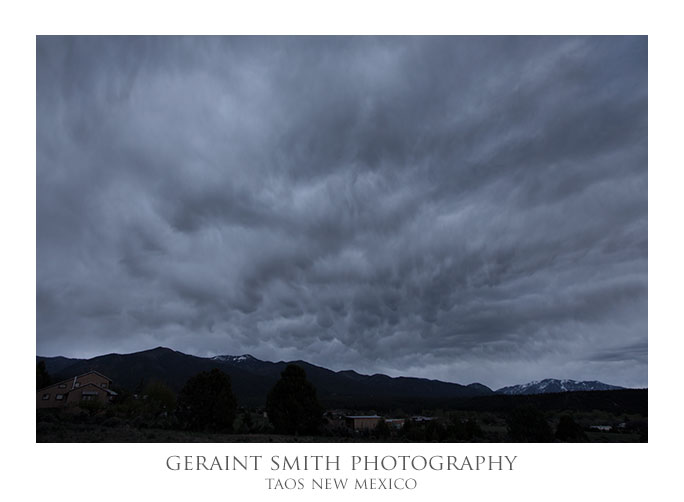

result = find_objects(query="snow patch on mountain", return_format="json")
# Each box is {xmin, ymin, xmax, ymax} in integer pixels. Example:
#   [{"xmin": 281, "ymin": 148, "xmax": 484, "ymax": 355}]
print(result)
[
  {"xmin": 212, "ymin": 354, "xmax": 256, "ymax": 363},
  {"xmin": 496, "ymin": 378, "xmax": 624, "ymax": 395}
]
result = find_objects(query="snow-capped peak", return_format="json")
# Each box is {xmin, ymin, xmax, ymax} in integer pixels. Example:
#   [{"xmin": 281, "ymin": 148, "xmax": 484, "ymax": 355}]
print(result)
[
  {"xmin": 496, "ymin": 378, "xmax": 624, "ymax": 395},
  {"xmin": 212, "ymin": 354, "xmax": 255, "ymax": 363}
]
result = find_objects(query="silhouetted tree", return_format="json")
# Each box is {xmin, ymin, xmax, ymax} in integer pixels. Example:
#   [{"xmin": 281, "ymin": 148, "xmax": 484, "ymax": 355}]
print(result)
[
  {"xmin": 424, "ymin": 419, "xmax": 448, "ymax": 442},
  {"xmin": 447, "ymin": 414, "xmax": 483, "ymax": 441},
  {"xmin": 143, "ymin": 380, "xmax": 177, "ymax": 416},
  {"xmin": 399, "ymin": 419, "xmax": 417, "ymax": 440},
  {"xmin": 176, "ymin": 368, "xmax": 237, "ymax": 432},
  {"xmin": 374, "ymin": 419, "xmax": 391, "ymax": 440},
  {"xmin": 266, "ymin": 364, "xmax": 323, "ymax": 435},
  {"xmin": 464, "ymin": 417, "xmax": 483, "ymax": 439},
  {"xmin": 555, "ymin": 415, "xmax": 588, "ymax": 442},
  {"xmin": 506, "ymin": 405, "xmax": 554, "ymax": 442},
  {"xmin": 36, "ymin": 361, "xmax": 51, "ymax": 390}
]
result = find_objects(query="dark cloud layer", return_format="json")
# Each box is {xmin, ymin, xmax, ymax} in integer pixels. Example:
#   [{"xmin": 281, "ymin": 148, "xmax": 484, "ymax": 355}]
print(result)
[{"xmin": 37, "ymin": 36, "xmax": 647, "ymax": 389}]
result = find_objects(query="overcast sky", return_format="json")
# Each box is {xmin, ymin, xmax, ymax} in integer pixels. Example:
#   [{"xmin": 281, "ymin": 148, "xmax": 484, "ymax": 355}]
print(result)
[{"xmin": 36, "ymin": 36, "xmax": 647, "ymax": 389}]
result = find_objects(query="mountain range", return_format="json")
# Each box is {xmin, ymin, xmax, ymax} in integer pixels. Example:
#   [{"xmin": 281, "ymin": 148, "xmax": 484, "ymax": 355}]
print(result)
[
  {"xmin": 36, "ymin": 347, "xmax": 625, "ymax": 408},
  {"xmin": 37, "ymin": 347, "xmax": 491, "ymax": 408},
  {"xmin": 496, "ymin": 378, "xmax": 624, "ymax": 395}
]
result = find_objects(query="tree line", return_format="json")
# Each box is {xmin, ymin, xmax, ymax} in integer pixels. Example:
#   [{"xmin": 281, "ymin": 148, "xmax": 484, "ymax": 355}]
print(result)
[
  {"xmin": 37, "ymin": 360, "xmax": 322, "ymax": 434},
  {"xmin": 37, "ymin": 362, "xmax": 646, "ymax": 441},
  {"xmin": 175, "ymin": 364, "xmax": 323, "ymax": 434}
]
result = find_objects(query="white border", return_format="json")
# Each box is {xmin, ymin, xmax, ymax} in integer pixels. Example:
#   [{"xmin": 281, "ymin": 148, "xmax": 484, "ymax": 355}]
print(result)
[{"xmin": 3, "ymin": 1, "xmax": 681, "ymax": 500}]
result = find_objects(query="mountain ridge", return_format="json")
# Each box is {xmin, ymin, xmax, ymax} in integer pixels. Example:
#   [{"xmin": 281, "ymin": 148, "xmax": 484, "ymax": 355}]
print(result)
[
  {"xmin": 37, "ymin": 347, "xmax": 629, "ymax": 406},
  {"xmin": 37, "ymin": 347, "xmax": 492, "ymax": 408},
  {"xmin": 496, "ymin": 378, "xmax": 624, "ymax": 395}
]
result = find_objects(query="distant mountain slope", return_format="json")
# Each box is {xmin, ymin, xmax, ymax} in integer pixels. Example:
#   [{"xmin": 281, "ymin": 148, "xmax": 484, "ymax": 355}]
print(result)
[
  {"xmin": 37, "ymin": 347, "xmax": 493, "ymax": 408},
  {"xmin": 39, "ymin": 347, "xmax": 273, "ymax": 405},
  {"xmin": 37, "ymin": 355, "xmax": 84, "ymax": 375},
  {"xmin": 496, "ymin": 378, "xmax": 624, "ymax": 395}
]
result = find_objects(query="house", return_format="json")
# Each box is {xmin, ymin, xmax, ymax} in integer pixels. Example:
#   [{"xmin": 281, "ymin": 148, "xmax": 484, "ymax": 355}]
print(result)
[
  {"xmin": 344, "ymin": 415, "xmax": 383, "ymax": 431},
  {"xmin": 589, "ymin": 425, "xmax": 612, "ymax": 432},
  {"xmin": 37, "ymin": 370, "xmax": 117, "ymax": 409}
]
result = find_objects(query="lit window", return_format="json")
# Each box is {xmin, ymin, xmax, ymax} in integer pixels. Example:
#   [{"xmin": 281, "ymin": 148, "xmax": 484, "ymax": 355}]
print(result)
[
  {"xmin": 74, "ymin": 382, "xmax": 81, "ymax": 387},
  {"xmin": 100, "ymin": 383, "xmax": 107, "ymax": 388},
  {"xmin": 81, "ymin": 391, "xmax": 98, "ymax": 401},
  {"xmin": 42, "ymin": 393, "xmax": 50, "ymax": 400},
  {"xmin": 55, "ymin": 394, "xmax": 64, "ymax": 400},
  {"xmin": 58, "ymin": 383, "xmax": 66, "ymax": 389}
]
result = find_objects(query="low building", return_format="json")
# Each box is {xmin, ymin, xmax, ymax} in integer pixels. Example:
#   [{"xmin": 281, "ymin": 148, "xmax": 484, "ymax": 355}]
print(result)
[
  {"xmin": 384, "ymin": 418, "xmax": 405, "ymax": 430},
  {"xmin": 37, "ymin": 371, "xmax": 117, "ymax": 409},
  {"xmin": 344, "ymin": 415, "xmax": 383, "ymax": 431}
]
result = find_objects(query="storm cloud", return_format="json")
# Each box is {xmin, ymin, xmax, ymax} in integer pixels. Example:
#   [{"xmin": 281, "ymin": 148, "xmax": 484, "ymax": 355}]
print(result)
[{"xmin": 36, "ymin": 36, "xmax": 647, "ymax": 389}]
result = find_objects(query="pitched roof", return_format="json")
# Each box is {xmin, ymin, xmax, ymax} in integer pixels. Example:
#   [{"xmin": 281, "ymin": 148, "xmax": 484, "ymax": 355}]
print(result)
[
  {"xmin": 73, "ymin": 370, "xmax": 113, "ymax": 382},
  {"xmin": 72, "ymin": 382, "xmax": 118, "ymax": 396},
  {"xmin": 37, "ymin": 370, "xmax": 114, "ymax": 392}
]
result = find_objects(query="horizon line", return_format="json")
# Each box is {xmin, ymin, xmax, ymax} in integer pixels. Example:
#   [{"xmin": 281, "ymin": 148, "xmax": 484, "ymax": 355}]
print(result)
[{"xmin": 36, "ymin": 344, "xmax": 640, "ymax": 391}]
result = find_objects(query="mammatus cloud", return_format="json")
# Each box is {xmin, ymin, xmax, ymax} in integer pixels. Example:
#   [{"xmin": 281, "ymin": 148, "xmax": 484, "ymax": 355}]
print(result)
[{"xmin": 37, "ymin": 36, "xmax": 647, "ymax": 389}]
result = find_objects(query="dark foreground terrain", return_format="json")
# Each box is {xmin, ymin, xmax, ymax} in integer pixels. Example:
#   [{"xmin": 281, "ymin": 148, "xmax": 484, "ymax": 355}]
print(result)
[
  {"xmin": 36, "ymin": 421, "xmax": 643, "ymax": 443},
  {"xmin": 37, "ymin": 388, "xmax": 647, "ymax": 443}
]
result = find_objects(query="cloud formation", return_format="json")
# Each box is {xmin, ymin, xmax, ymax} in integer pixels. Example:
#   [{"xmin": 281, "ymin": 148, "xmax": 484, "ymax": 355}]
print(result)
[{"xmin": 37, "ymin": 36, "xmax": 647, "ymax": 389}]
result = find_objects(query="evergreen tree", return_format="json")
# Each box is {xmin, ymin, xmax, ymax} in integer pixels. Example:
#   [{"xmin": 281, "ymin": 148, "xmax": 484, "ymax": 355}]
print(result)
[
  {"xmin": 36, "ymin": 361, "xmax": 51, "ymax": 390},
  {"xmin": 176, "ymin": 368, "xmax": 237, "ymax": 432},
  {"xmin": 143, "ymin": 380, "xmax": 177, "ymax": 416},
  {"xmin": 266, "ymin": 364, "xmax": 323, "ymax": 435},
  {"xmin": 447, "ymin": 414, "xmax": 483, "ymax": 441},
  {"xmin": 506, "ymin": 405, "xmax": 554, "ymax": 442},
  {"xmin": 555, "ymin": 415, "xmax": 588, "ymax": 442},
  {"xmin": 424, "ymin": 419, "xmax": 448, "ymax": 442},
  {"xmin": 374, "ymin": 418, "xmax": 391, "ymax": 440}
]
